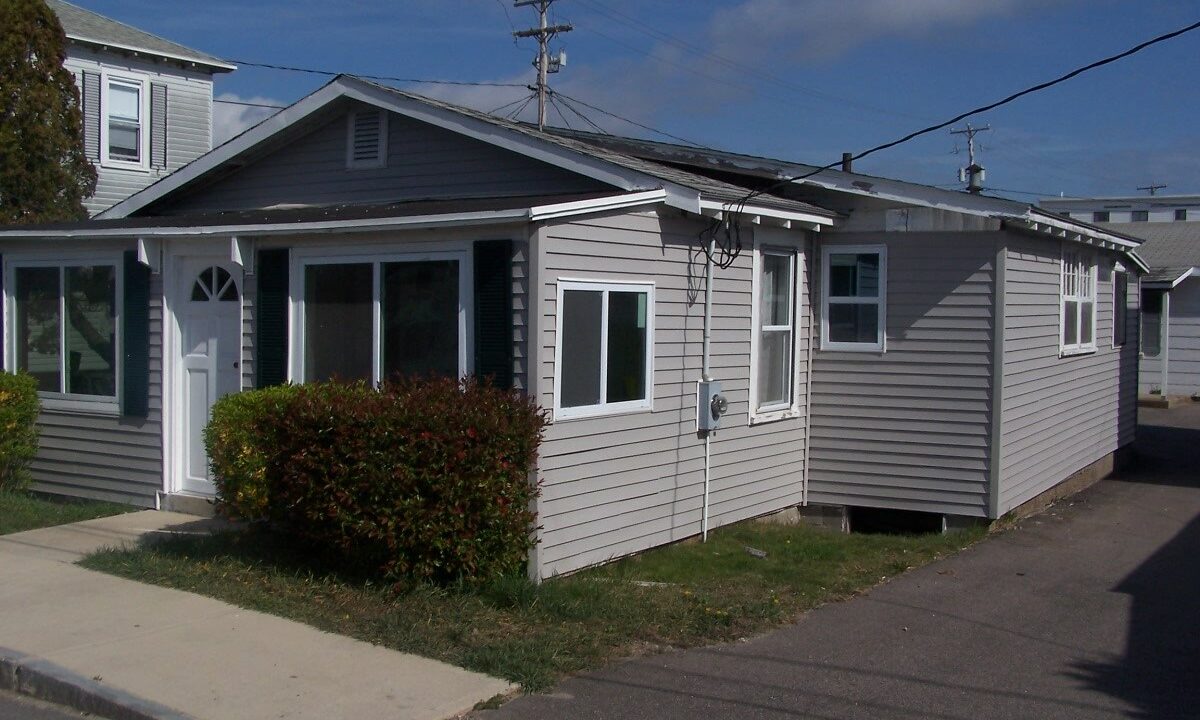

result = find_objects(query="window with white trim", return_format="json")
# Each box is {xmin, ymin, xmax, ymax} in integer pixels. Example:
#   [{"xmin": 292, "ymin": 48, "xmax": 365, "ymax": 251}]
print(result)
[
  {"xmin": 1112, "ymin": 268, "xmax": 1128, "ymax": 347},
  {"xmin": 1061, "ymin": 249, "xmax": 1097, "ymax": 354},
  {"xmin": 9, "ymin": 261, "xmax": 118, "ymax": 402},
  {"xmin": 295, "ymin": 253, "xmax": 467, "ymax": 384},
  {"xmin": 753, "ymin": 249, "xmax": 797, "ymax": 418},
  {"xmin": 554, "ymin": 280, "xmax": 653, "ymax": 420},
  {"xmin": 822, "ymin": 246, "xmax": 886, "ymax": 351},
  {"xmin": 102, "ymin": 77, "xmax": 147, "ymax": 168}
]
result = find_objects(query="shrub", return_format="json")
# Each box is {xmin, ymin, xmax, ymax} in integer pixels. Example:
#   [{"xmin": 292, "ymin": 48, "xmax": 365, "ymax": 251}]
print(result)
[
  {"xmin": 206, "ymin": 377, "xmax": 547, "ymax": 584},
  {"xmin": 0, "ymin": 372, "xmax": 41, "ymax": 492}
]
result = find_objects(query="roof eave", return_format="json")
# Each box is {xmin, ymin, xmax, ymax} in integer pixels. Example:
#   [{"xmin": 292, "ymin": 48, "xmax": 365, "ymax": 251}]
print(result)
[{"xmin": 67, "ymin": 35, "xmax": 236, "ymax": 72}]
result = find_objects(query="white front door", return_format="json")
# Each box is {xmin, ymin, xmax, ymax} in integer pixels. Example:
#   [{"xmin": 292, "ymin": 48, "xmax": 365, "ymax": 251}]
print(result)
[{"xmin": 176, "ymin": 258, "xmax": 242, "ymax": 496}]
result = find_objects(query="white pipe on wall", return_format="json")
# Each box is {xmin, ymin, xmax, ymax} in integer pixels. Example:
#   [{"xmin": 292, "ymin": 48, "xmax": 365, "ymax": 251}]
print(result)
[{"xmin": 701, "ymin": 235, "xmax": 716, "ymax": 541}]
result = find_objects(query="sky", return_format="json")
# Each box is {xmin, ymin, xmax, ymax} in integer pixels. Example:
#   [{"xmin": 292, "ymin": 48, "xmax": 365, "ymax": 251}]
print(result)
[{"xmin": 73, "ymin": 0, "xmax": 1200, "ymax": 202}]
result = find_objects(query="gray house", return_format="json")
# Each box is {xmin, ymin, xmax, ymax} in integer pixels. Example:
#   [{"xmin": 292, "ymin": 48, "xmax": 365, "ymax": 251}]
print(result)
[
  {"xmin": 0, "ymin": 76, "xmax": 1147, "ymax": 579},
  {"xmin": 50, "ymin": 0, "xmax": 235, "ymax": 215},
  {"xmin": 1103, "ymin": 222, "xmax": 1199, "ymax": 398}
]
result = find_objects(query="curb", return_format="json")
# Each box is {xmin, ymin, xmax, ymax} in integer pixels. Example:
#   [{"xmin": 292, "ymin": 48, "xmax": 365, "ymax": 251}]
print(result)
[{"xmin": 0, "ymin": 648, "xmax": 193, "ymax": 720}]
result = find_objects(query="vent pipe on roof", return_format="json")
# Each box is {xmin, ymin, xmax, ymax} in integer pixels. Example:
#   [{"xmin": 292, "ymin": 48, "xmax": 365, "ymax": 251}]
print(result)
[{"xmin": 841, "ymin": 152, "xmax": 853, "ymax": 173}]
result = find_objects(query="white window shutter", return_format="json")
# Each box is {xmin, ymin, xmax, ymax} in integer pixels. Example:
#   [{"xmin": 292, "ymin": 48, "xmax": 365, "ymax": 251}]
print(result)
[
  {"xmin": 150, "ymin": 83, "xmax": 167, "ymax": 168},
  {"xmin": 81, "ymin": 71, "xmax": 100, "ymax": 161}
]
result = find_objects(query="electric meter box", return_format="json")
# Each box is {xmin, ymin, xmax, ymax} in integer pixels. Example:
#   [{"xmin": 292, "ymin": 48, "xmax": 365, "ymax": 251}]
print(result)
[{"xmin": 697, "ymin": 380, "xmax": 728, "ymax": 432}]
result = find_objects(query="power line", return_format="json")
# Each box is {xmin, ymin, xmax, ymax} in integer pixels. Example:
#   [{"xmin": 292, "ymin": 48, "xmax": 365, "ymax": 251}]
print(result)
[
  {"xmin": 553, "ymin": 94, "xmax": 610, "ymax": 135},
  {"xmin": 228, "ymin": 59, "xmax": 526, "ymax": 87},
  {"xmin": 550, "ymin": 90, "xmax": 708, "ymax": 148},
  {"xmin": 733, "ymin": 19, "xmax": 1200, "ymax": 209},
  {"xmin": 214, "ymin": 98, "xmax": 286, "ymax": 109},
  {"xmin": 489, "ymin": 92, "xmax": 536, "ymax": 116}
]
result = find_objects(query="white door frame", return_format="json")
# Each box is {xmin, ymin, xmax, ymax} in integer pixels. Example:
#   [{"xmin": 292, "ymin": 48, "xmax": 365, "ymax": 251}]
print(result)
[{"xmin": 162, "ymin": 243, "xmax": 245, "ymax": 496}]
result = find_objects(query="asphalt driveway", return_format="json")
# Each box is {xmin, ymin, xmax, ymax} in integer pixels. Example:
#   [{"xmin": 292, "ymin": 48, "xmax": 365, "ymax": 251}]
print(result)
[{"xmin": 481, "ymin": 403, "xmax": 1200, "ymax": 720}]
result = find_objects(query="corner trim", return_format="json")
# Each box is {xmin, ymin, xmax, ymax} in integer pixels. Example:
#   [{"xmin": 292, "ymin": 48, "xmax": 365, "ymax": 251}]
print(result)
[{"xmin": 988, "ymin": 238, "xmax": 1006, "ymax": 519}]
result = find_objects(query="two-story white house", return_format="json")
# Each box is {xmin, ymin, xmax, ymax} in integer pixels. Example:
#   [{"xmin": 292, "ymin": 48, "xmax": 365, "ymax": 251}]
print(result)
[{"xmin": 49, "ymin": 0, "xmax": 235, "ymax": 215}]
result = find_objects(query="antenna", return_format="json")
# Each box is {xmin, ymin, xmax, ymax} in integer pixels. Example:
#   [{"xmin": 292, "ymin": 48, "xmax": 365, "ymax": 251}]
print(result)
[
  {"xmin": 951, "ymin": 123, "xmax": 991, "ymax": 193},
  {"xmin": 513, "ymin": 0, "xmax": 572, "ymax": 130},
  {"xmin": 1137, "ymin": 183, "xmax": 1167, "ymax": 196}
]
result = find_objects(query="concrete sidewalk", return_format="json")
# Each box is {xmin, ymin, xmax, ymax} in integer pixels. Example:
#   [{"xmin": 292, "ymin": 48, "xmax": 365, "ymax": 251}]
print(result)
[{"xmin": 0, "ymin": 511, "xmax": 514, "ymax": 720}]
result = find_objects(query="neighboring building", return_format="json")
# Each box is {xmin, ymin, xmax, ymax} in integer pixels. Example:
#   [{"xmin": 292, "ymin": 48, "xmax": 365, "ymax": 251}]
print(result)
[
  {"xmin": 1040, "ymin": 194, "xmax": 1200, "ymax": 225},
  {"xmin": 48, "ymin": 0, "xmax": 235, "ymax": 215},
  {"xmin": 0, "ymin": 76, "xmax": 1147, "ymax": 580},
  {"xmin": 1101, "ymin": 222, "xmax": 1200, "ymax": 398}
]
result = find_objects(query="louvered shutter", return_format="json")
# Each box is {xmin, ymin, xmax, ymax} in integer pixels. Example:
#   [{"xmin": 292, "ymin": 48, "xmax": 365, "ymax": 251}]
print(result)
[
  {"xmin": 150, "ymin": 83, "xmax": 167, "ymax": 168},
  {"xmin": 473, "ymin": 240, "xmax": 513, "ymax": 389},
  {"xmin": 82, "ymin": 72, "xmax": 100, "ymax": 162},
  {"xmin": 122, "ymin": 250, "xmax": 151, "ymax": 417},
  {"xmin": 346, "ymin": 110, "xmax": 386, "ymax": 168},
  {"xmin": 256, "ymin": 249, "xmax": 290, "ymax": 388}
]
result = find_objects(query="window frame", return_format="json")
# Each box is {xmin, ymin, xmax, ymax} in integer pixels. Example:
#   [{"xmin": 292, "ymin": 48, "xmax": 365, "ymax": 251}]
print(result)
[
  {"xmin": 750, "ymin": 246, "xmax": 802, "ymax": 424},
  {"xmin": 1112, "ymin": 264, "xmax": 1128, "ymax": 349},
  {"xmin": 552, "ymin": 278, "xmax": 655, "ymax": 421},
  {"xmin": 100, "ymin": 74, "xmax": 150, "ymax": 171},
  {"xmin": 288, "ymin": 247, "xmax": 472, "ymax": 385},
  {"xmin": 3, "ymin": 253, "xmax": 123, "ymax": 415},
  {"xmin": 1060, "ymin": 246, "xmax": 1098, "ymax": 357},
  {"xmin": 820, "ymin": 244, "xmax": 887, "ymax": 353}
]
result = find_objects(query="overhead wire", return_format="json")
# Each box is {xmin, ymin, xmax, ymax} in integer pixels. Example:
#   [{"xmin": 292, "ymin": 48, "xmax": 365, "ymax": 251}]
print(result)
[
  {"xmin": 551, "ymin": 93, "xmax": 610, "ymax": 135},
  {"xmin": 550, "ymin": 91, "xmax": 709, "ymax": 149},
  {"xmin": 228, "ymin": 58, "xmax": 526, "ymax": 87}
]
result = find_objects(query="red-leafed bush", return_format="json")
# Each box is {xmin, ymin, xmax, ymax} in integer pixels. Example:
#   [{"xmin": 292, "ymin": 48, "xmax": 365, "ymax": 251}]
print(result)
[{"xmin": 205, "ymin": 377, "xmax": 546, "ymax": 584}]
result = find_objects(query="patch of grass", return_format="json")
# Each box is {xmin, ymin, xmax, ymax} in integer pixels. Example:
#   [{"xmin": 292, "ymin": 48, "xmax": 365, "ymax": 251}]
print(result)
[
  {"xmin": 81, "ymin": 519, "xmax": 986, "ymax": 692},
  {"xmin": 0, "ymin": 492, "xmax": 132, "ymax": 535}
]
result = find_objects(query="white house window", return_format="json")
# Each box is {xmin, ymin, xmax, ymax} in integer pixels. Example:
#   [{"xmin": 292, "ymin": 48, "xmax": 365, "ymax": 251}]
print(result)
[
  {"xmin": 11, "ymin": 263, "xmax": 117, "ymax": 400},
  {"xmin": 104, "ymin": 78, "xmax": 146, "ymax": 167},
  {"xmin": 754, "ymin": 250, "xmax": 797, "ymax": 417},
  {"xmin": 554, "ymin": 280, "xmax": 653, "ymax": 420},
  {"xmin": 297, "ymin": 255, "xmax": 465, "ymax": 384},
  {"xmin": 1061, "ymin": 249, "xmax": 1097, "ymax": 355},
  {"xmin": 1112, "ymin": 269, "xmax": 1128, "ymax": 347},
  {"xmin": 822, "ymin": 246, "xmax": 886, "ymax": 352}
]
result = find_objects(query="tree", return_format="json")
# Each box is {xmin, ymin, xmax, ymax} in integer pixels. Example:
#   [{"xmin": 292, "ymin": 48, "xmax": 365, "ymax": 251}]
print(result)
[{"xmin": 0, "ymin": 0, "xmax": 96, "ymax": 224}]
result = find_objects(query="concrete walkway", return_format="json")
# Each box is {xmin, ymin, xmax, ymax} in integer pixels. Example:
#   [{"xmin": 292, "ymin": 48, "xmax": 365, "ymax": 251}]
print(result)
[
  {"xmin": 0, "ymin": 512, "xmax": 514, "ymax": 720},
  {"xmin": 480, "ymin": 404, "xmax": 1200, "ymax": 720}
]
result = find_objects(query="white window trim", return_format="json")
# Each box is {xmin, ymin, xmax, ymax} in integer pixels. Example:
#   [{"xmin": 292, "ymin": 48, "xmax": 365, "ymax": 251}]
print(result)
[
  {"xmin": 100, "ymin": 73, "xmax": 150, "ymax": 171},
  {"xmin": 553, "ymin": 278, "xmax": 655, "ymax": 422},
  {"xmin": 1060, "ymin": 246, "xmax": 1098, "ymax": 357},
  {"xmin": 288, "ymin": 247, "xmax": 472, "ymax": 385},
  {"xmin": 749, "ymin": 246, "xmax": 802, "ymax": 424},
  {"xmin": 820, "ymin": 244, "xmax": 887, "ymax": 352},
  {"xmin": 345, "ymin": 110, "xmax": 389, "ymax": 170},
  {"xmin": 3, "ymin": 252, "xmax": 123, "ymax": 415},
  {"xmin": 1112, "ymin": 263, "xmax": 1128, "ymax": 349}
]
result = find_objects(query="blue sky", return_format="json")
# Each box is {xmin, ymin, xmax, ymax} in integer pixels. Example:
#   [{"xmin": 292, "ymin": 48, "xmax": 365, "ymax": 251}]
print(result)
[{"xmin": 76, "ymin": 0, "xmax": 1200, "ymax": 201}]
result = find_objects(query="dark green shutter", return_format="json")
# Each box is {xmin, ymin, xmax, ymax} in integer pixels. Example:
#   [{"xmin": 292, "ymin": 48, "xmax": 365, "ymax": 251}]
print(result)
[
  {"xmin": 256, "ymin": 249, "xmax": 290, "ymax": 388},
  {"xmin": 122, "ymin": 250, "xmax": 151, "ymax": 417},
  {"xmin": 473, "ymin": 240, "xmax": 513, "ymax": 389},
  {"xmin": 0, "ymin": 254, "xmax": 5, "ymax": 371}
]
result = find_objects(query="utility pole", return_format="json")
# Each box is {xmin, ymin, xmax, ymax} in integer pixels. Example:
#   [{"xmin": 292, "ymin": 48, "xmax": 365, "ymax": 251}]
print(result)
[
  {"xmin": 1137, "ymin": 183, "xmax": 1168, "ymax": 196},
  {"xmin": 513, "ymin": 0, "xmax": 571, "ymax": 130},
  {"xmin": 951, "ymin": 123, "xmax": 991, "ymax": 193}
]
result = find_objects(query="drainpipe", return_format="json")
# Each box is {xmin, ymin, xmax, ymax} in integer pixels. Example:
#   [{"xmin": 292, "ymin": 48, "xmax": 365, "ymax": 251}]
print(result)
[
  {"xmin": 1161, "ymin": 290, "xmax": 1171, "ymax": 395},
  {"xmin": 701, "ymin": 233, "xmax": 716, "ymax": 542}
]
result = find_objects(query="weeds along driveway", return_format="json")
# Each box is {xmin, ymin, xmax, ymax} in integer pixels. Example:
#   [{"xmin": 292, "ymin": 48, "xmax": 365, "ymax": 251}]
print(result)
[{"xmin": 479, "ymin": 407, "xmax": 1200, "ymax": 720}]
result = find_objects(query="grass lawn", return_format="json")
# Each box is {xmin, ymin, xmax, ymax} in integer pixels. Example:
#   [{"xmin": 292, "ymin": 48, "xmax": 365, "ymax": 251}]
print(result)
[
  {"xmin": 82, "ymin": 519, "xmax": 987, "ymax": 692},
  {"xmin": 0, "ymin": 491, "xmax": 132, "ymax": 536}
]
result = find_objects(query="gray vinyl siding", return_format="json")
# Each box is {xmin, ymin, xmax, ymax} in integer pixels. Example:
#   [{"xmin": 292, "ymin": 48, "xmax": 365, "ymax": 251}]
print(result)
[
  {"xmin": 64, "ymin": 48, "xmax": 214, "ymax": 216},
  {"xmin": 997, "ymin": 235, "xmax": 1138, "ymax": 513},
  {"xmin": 533, "ymin": 210, "xmax": 812, "ymax": 579},
  {"xmin": 808, "ymin": 232, "xmax": 999, "ymax": 518},
  {"xmin": 1140, "ymin": 278, "xmax": 1200, "ymax": 396},
  {"xmin": 30, "ymin": 273, "xmax": 163, "ymax": 507},
  {"xmin": 156, "ymin": 102, "xmax": 608, "ymax": 215}
]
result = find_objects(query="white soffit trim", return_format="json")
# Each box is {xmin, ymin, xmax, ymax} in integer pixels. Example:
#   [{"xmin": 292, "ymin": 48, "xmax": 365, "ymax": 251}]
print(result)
[
  {"xmin": 67, "ymin": 36, "xmax": 237, "ymax": 72},
  {"xmin": 0, "ymin": 208, "xmax": 530, "ymax": 240},
  {"xmin": 529, "ymin": 190, "xmax": 667, "ymax": 221},
  {"xmin": 697, "ymin": 199, "xmax": 833, "ymax": 230}
]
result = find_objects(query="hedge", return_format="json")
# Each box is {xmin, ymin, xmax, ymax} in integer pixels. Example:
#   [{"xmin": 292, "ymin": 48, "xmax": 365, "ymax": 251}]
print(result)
[
  {"xmin": 0, "ymin": 372, "xmax": 41, "ymax": 492},
  {"xmin": 205, "ymin": 377, "xmax": 547, "ymax": 584}
]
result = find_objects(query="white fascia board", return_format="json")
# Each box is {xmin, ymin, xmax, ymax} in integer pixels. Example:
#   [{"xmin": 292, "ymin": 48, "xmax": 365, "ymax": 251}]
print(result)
[
  {"xmin": 1143, "ymin": 267, "xmax": 1196, "ymax": 289},
  {"xmin": 1024, "ymin": 209, "xmax": 1143, "ymax": 250},
  {"xmin": 1126, "ymin": 250, "xmax": 1152, "ymax": 275},
  {"xmin": 529, "ymin": 190, "xmax": 667, "ymax": 221},
  {"xmin": 67, "ymin": 36, "xmax": 236, "ymax": 72},
  {"xmin": 0, "ymin": 209, "xmax": 529, "ymax": 241},
  {"xmin": 99, "ymin": 81, "xmax": 351, "ymax": 218},
  {"xmin": 338, "ymin": 79, "xmax": 701, "ymax": 206},
  {"xmin": 697, "ymin": 199, "xmax": 834, "ymax": 230}
]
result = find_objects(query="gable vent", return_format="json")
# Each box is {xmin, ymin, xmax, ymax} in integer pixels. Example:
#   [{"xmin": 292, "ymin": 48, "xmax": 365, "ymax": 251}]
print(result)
[{"xmin": 346, "ymin": 110, "xmax": 387, "ymax": 169}]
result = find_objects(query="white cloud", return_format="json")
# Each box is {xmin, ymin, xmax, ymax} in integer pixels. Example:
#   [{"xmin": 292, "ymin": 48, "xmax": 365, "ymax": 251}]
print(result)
[{"xmin": 213, "ymin": 93, "xmax": 284, "ymax": 146}]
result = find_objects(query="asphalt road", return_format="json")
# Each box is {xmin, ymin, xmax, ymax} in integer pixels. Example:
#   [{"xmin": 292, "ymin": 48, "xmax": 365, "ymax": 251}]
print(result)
[
  {"xmin": 0, "ymin": 691, "xmax": 86, "ymax": 720},
  {"xmin": 481, "ymin": 404, "xmax": 1200, "ymax": 720}
]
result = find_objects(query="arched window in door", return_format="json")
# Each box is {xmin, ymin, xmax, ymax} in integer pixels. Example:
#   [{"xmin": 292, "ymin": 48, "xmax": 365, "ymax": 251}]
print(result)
[{"xmin": 191, "ymin": 266, "xmax": 239, "ymax": 302}]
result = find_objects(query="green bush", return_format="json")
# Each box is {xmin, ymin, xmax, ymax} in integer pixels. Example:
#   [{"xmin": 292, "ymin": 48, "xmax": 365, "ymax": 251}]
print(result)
[
  {"xmin": 206, "ymin": 377, "xmax": 547, "ymax": 584},
  {"xmin": 0, "ymin": 372, "xmax": 41, "ymax": 492}
]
